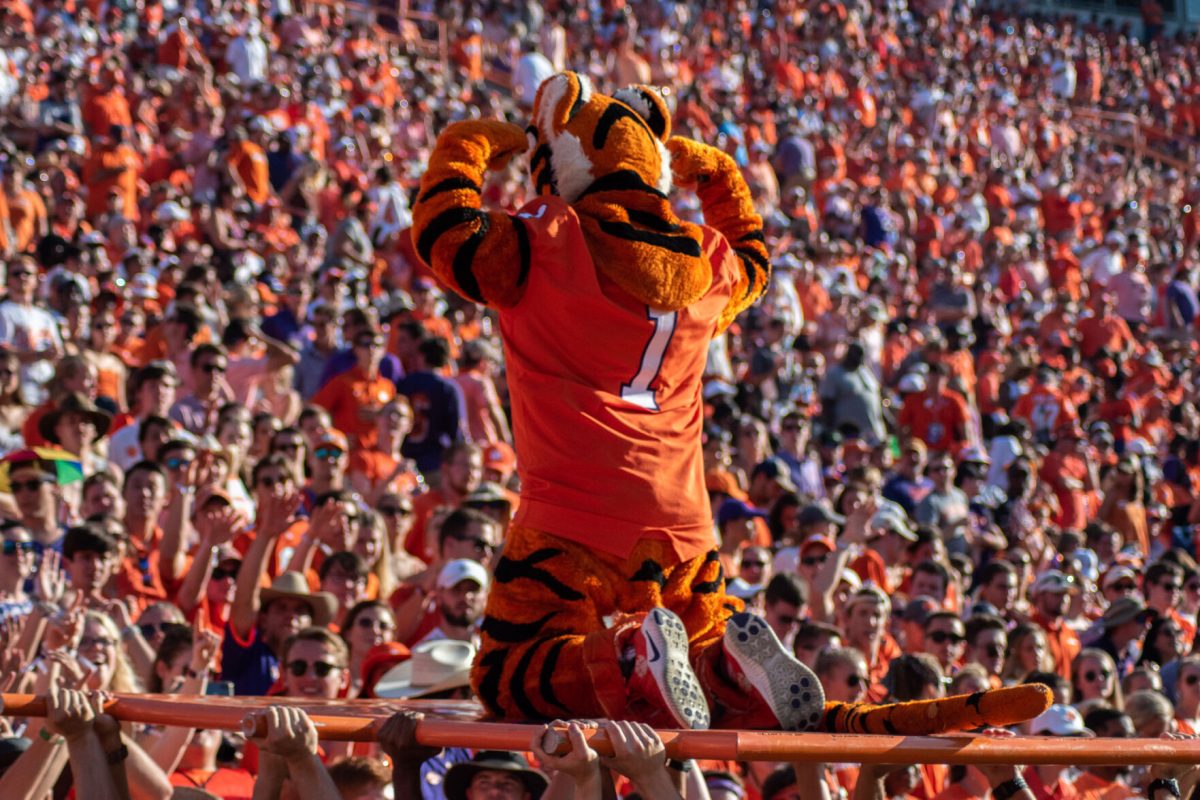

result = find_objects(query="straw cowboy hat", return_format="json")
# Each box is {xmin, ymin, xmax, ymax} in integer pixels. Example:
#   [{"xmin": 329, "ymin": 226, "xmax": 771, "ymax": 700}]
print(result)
[
  {"xmin": 259, "ymin": 572, "xmax": 337, "ymax": 628},
  {"xmin": 373, "ymin": 639, "xmax": 475, "ymax": 699}
]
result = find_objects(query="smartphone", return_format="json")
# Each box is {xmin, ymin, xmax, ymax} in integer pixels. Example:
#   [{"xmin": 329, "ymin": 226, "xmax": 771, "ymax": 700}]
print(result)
[{"xmin": 205, "ymin": 681, "xmax": 235, "ymax": 697}]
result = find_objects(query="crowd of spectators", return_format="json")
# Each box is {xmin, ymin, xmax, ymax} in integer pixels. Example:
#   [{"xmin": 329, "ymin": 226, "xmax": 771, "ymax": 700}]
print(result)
[{"xmin": 0, "ymin": 0, "xmax": 1198, "ymax": 797}]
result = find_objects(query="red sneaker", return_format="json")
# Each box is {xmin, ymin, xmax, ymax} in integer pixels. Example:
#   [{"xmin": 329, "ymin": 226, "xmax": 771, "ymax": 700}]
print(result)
[
  {"xmin": 627, "ymin": 608, "xmax": 710, "ymax": 729},
  {"xmin": 723, "ymin": 612, "xmax": 825, "ymax": 731}
]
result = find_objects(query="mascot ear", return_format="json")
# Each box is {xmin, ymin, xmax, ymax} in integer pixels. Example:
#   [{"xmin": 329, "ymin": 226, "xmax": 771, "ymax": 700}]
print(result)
[
  {"xmin": 612, "ymin": 86, "xmax": 672, "ymax": 142},
  {"xmin": 532, "ymin": 71, "xmax": 594, "ymax": 132}
]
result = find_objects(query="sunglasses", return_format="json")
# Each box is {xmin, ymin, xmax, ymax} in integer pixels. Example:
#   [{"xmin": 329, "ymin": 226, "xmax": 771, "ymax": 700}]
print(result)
[
  {"xmin": 201, "ymin": 363, "xmax": 227, "ymax": 374},
  {"xmin": 354, "ymin": 338, "xmax": 383, "ymax": 348},
  {"xmin": 1112, "ymin": 582, "xmax": 1137, "ymax": 592},
  {"xmin": 378, "ymin": 504, "xmax": 412, "ymax": 517},
  {"xmin": 741, "ymin": 561, "xmax": 766, "ymax": 570},
  {"xmin": 846, "ymin": 673, "xmax": 865, "ymax": 689},
  {"xmin": 8, "ymin": 271, "xmax": 35, "ymax": 279},
  {"xmin": 449, "ymin": 535, "xmax": 495, "ymax": 555},
  {"xmin": 0, "ymin": 540, "xmax": 33, "ymax": 556},
  {"xmin": 257, "ymin": 476, "xmax": 284, "ymax": 489},
  {"xmin": 355, "ymin": 616, "xmax": 395, "ymax": 631},
  {"xmin": 802, "ymin": 555, "xmax": 828, "ymax": 567},
  {"xmin": 275, "ymin": 442, "xmax": 302, "ymax": 454},
  {"xmin": 1160, "ymin": 582, "xmax": 1182, "ymax": 593},
  {"xmin": 164, "ymin": 457, "xmax": 193, "ymax": 470},
  {"xmin": 984, "ymin": 643, "xmax": 1004, "ymax": 659},
  {"xmin": 10, "ymin": 478, "xmax": 49, "ymax": 494},
  {"xmin": 314, "ymin": 448, "xmax": 344, "ymax": 460},
  {"xmin": 1185, "ymin": 674, "xmax": 1200, "ymax": 686},
  {"xmin": 1084, "ymin": 669, "xmax": 1113, "ymax": 682},
  {"xmin": 211, "ymin": 566, "xmax": 239, "ymax": 581},
  {"xmin": 929, "ymin": 630, "xmax": 965, "ymax": 645},
  {"xmin": 80, "ymin": 636, "xmax": 116, "ymax": 649},
  {"xmin": 286, "ymin": 659, "xmax": 340, "ymax": 678},
  {"xmin": 139, "ymin": 622, "xmax": 180, "ymax": 639}
]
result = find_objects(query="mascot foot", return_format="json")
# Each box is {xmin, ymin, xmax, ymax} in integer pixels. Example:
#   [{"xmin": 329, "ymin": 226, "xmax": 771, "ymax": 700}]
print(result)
[
  {"xmin": 629, "ymin": 608, "xmax": 710, "ymax": 729},
  {"xmin": 723, "ymin": 613, "xmax": 825, "ymax": 731}
]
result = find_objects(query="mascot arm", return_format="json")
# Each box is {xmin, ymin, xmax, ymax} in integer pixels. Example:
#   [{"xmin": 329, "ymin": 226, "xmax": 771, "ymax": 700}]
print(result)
[
  {"xmin": 823, "ymin": 684, "xmax": 1053, "ymax": 735},
  {"xmin": 411, "ymin": 120, "xmax": 531, "ymax": 309},
  {"xmin": 666, "ymin": 137, "xmax": 771, "ymax": 333}
]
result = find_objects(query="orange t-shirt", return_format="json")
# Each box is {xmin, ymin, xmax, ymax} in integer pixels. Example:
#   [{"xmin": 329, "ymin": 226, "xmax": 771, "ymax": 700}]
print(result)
[
  {"xmin": 226, "ymin": 141, "xmax": 271, "ymax": 205},
  {"xmin": 898, "ymin": 390, "xmax": 971, "ymax": 454},
  {"xmin": 170, "ymin": 768, "xmax": 254, "ymax": 798},
  {"xmin": 7, "ymin": 188, "xmax": 46, "ymax": 252},
  {"xmin": 498, "ymin": 197, "xmax": 739, "ymax": 564},
  {"xmin": 403, "ymin": 488, "xmax": 449, "ymax": 564},
  {"xmin": 1032, "ymin": 611, "xmax": 1081, "ymax": 680},
  {"xmin": 311, "ymin": 366, "xmax": 396, "ymax": 448},
  {"xmin": 82, "ymin": 145, "xmax": 142, "ymax": 220}
]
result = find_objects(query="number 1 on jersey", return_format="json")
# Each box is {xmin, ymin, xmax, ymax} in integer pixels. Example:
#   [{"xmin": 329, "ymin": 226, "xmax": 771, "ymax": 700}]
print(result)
[{"xmin": 621, "ymin": 307, "xmax": 677, "ymax": 411}]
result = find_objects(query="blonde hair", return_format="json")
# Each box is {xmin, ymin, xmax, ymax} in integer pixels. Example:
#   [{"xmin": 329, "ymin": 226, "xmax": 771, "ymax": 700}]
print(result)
[
  {"xmin": 359, "ymin": 510, "xmax": 396, "ymax": 601},
  {"xmin": 84, "ymin": 611, "xmax": 142, "ymax": 694},
  {"xmin": 1000, "ymin": 623, "xmax": 1054, "ymax": 684},
  {"xmin": 1125, "ymin": 689, "xmax": 1173, "ymax": 734}
]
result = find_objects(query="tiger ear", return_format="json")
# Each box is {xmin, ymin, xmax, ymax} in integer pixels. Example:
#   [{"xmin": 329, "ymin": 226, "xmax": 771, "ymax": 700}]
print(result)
[
  {"xmin": 532, "ymin": 71, "xmax": 594, "ymax": 131},
  {"xmin": 612, "ymin": 86, "xmax": 672, "ymax": 142}
]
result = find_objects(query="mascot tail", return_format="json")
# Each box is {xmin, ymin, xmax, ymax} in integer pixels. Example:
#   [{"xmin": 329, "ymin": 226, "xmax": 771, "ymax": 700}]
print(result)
[{"xmin": 823, "ymin": 684, "xmax": 1054, "ymax": 735}]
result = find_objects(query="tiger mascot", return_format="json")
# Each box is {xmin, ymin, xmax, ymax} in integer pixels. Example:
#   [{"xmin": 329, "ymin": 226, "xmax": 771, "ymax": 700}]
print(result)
[{"xmin": 411, "ymin": 71, "xmax": 1050, "ymax": 733}]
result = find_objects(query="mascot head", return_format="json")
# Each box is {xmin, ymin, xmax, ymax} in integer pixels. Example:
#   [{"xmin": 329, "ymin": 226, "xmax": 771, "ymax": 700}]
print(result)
[{"xmin": 528, "ymin": 72, "xmax": 674, "ymax": 204}]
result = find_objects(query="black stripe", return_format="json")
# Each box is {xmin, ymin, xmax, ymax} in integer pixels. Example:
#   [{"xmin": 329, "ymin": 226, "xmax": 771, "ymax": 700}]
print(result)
[
  {"xmin": 452, "ymin": 214, "xmax": 489, "ymax": 303},
  {"xmin": 510, "ymin": 640, "xmax": 549, "ymax": 719},
  {"xmin": 568, "ymin": 78, "xmax": 587, "ymax": 121},
  {"xmin": 630, "ymin": 559, "xmax": 667, "ymax": 589},
  {"xmin": 418, "ymin": 177, "xmax": 480, "ymax": 204},
  {"xmin": 636, "ymin": 89, "xmax": 667, "ymax": 138},
  {"xmin": 493, "ymin": 549, "xmax": 586, "ymax": 602},
  {"xmin": 691, "ymin": 552, "xmax": 725, "ymax": 595},
  {"xmin": 626, "ymin": 208, "xmax": 682, "ymax": 233},
  {"xmin": 593, "ymin": 103, "xmax": 652, "ymax": 150},
  {"xmin": 739, "ymin": 229, "xmax": 766, "ymax": 244},
  {"xmin": 535, "ymin": 165, "xmax": 555, "ymax": 195},
  {"xmin": 511, "ymin": 216, "xmax": 531, "ymax": 287},
  {"xmin": 734, "ymin": 245, "xmax": 770, "ymax": 295},
  {"xmin": 596, "ymin": 219, "xmax": 703, "ymax": 257},
  {"xmin": 476, "ymin": 648, "xmax": 507, "ymax": 718},
  {"xmin": 481, "ymin": 611, "xmax": 557, "ymax": 643},
  {"xmin": 538, "ymin": 639, "xmax": 570, "ymax": 715},
  {"xmin": 577, "ymin": 170, "xmax": 667, "ymax": 201},
  {"xmin": 525, "ymin": 125, "xmax": 537, "ymax": 138},
  {"xmin": 416, "ymin": 207, "xmax": 485, "ymax": 265},
  {"xmin": 529, "ymin": 144, "xmax": 552, "ymax": 174}
]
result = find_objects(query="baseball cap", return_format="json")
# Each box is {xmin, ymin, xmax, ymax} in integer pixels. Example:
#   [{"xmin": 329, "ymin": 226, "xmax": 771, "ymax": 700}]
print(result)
[
  {"xmin": 1101, "ymin": 565, "xmax": 1139, "ymax": 590},
  {"xmin": 717, "ymin": 498, "xmax": 767, "ymax": 527},
  {"xmin": 726, "ymin": 577, "xmax": 765, "ymax": 601},
  {"xmin": 898, "ymin": 373, "xmax": 927, "ymax": 394},
  {"xmin": 312, "ymin": 429, "xmax": 349, "ymax": 452},
  {"xmin": 705, "ymin": 469, "xmax": 747, "ymax": 501},
  {"xmin": 798, "ymin": 534, "xmax": 835, "ymax": 556},
  {"xmin": 900, "ymin": 595, "xmax": 940, "ymax": 626},
  {"xmin": 844, "ymin": 585, "xmax": 891, "ymax": 616},
  {"xmin": 436, "ymin": 559, "xmax": 489, "ymax": 591},
  {"xmin": 797, "ymin": 503, "xmax": 846, "ymax": 528},
  {"xmin": 483, "ymin": 441, "xmax": 516, "ymax": 478},
  {"xmin": 1030, "ymin": 704, "xmax": 1093, "ymax": 737},
  {"xmin": 751, "ymin": 457, "xmax": 797, "ymax": 492},
  {"xmin": 869, "ymin": 509, "xmax": 916, "ymax": 541},
  {"xmin": 1054, "ymin": 422, "xmax": 1086, "ymax": 441},
  {"xmin": 1101, "ymin": 596, "xmax": 1152, "ymax": 629},
  {"xmin": 1030, "ymin": 569, "xmax": 1076, "ymax": 596}
]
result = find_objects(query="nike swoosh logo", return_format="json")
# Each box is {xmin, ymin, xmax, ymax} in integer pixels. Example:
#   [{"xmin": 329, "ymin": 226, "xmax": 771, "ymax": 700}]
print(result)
[{"xmin": 646, "ymin": 634, "xmax": 662, "ymax": 663}]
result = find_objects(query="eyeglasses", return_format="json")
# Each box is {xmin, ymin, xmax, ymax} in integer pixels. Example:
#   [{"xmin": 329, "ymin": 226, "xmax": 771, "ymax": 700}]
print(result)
[
  {"xmin": 164, "ymin": 457, "xmax": 193, "ymax": 470},
  {"xmin": 314, "ymin": 448, "xmax": 344, "ymax": 460},
  {"xmin": 0, "ymin": 540, "xmax": 33, "ymax": 556},
  {"xmin": 286, "ymin": 659, "xmax": 340, "ymax": 678},
  {"xmin": 449, "ymin": 535, "xmax": 495, "ymax": 555},
  {"xmin": 928, "ymin": 630, "xmax": 965, "ymax": 645},
  {"xmin": 201, "ymin": 363, "xmax": 227, "ymax": 374},
  {"xmin": 10, "ymin": 478, "xmax": 49, "ymax": 494},
  {"xmin": 378, "ymin": 504, "xmax": 412, "ymax": 517},
  {"xmin": 211, "ymin": 566, "xmax": 239, "ymax": 581},
  {"xmin": 80, "ymin": 636, "xmax": 116, "ymax": 649},
  {"xmin": 1084, "ymin": 669, "xmax": 1113, "ymax": 682},
  {"xmin": 846, "ymin": 673, "xmax": 865, "ymax": 689},
  {"xmin": 8, "ymin": 270, "xmax": 35, "ymax": 280},
  {"xmin": 802, "ymin": 555, "xmax": 828, "ymax": 567},
  {"xmin": 355, "ymin": 616, "xmax": 395, "ymax": 631}
]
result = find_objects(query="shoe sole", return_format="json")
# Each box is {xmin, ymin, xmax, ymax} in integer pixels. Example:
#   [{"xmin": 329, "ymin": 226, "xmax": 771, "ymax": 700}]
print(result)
[
  {"xmin": 725, "ymin": 612, "xmax": 825, "ymax": 731},
  {"xmin": 640, "ymin": 608, "xmax": 711, "ymax": 730}
]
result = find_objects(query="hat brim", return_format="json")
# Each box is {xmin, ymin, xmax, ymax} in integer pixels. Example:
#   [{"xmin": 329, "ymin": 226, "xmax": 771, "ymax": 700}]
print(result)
[
  {"xmin": 39, "ymin": 407, "xmax": 112, "ymax": 444},
  {"xmin": 444, "ymin": 762, "xmax": 548, "ymax": 800},
  {"xmin": 259, "ymin": 588, "xmax": 337, "ymax": 627},
  {"xmin": 372, "ymin": 661, "xmax": 472, "ymax": 699}
]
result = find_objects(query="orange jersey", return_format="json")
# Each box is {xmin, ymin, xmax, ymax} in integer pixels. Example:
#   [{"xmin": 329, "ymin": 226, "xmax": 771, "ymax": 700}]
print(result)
[
  {"xmin": 311, "ymin": 366, "xmax": 396, "ymax": 448},
  {"xmin": 500, "ymin": 197, "xmax": 739, "ymax": 564}
]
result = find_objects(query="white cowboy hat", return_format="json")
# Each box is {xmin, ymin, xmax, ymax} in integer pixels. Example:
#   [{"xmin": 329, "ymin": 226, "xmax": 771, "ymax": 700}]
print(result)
[{"xmin": 373, "ymin": 640, "xmax": 475, "ymax": 699}]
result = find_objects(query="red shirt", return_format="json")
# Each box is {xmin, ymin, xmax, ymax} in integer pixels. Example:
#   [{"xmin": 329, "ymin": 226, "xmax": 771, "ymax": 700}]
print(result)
[
  {"xmin": 311, "ymin": 365, "xmax": 396, "ymax": 448},
  {"xmin": 500, "ymin": 197, "xmax": 741, "ymax": 564},
  {"xmin": 898, "ymin": 389, "xmax": 971, "ymax": 454}
]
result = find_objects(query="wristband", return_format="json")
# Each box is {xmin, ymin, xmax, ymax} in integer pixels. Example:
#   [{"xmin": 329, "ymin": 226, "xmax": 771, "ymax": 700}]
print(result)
[
  {"xmin": 38, "ymin": 728, "xmax": 64, "ymax": 745},
  {"xmin": 1149, "ymin": 778, "xmax": 1182, "ymax": 799},
  {"xmin": 992, "ymin": 776, "xmax": 1029, "ymax": 800},
  {"xmin": 106, "ymin": 744, "xmax": 129, "ymax": 765}
]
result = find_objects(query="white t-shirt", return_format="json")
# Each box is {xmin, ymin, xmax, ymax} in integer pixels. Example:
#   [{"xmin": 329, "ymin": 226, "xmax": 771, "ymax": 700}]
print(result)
[{"xmin": 0, "ymin": 301, "xmax": 63, "ymax": 404}]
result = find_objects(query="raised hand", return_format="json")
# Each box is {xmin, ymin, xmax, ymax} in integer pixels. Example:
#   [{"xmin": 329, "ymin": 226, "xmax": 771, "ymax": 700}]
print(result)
[
  {"xmin": 190, "ymin": 627, "xmax": 221, "ymax": 675},
  {"xmin": 35, "ymin": 549, "xmax": 65, "ymax": 603},
  {"xmin": 197, "ymin": 505, "xmax": 247, "ymax": 546},
  {"xmin": 258, "ymin": 489, "xmax": 303, "ymax": 539},
  {"xmin": 43, "ymin": 607, "xmax": 83, "ymax": 652}
]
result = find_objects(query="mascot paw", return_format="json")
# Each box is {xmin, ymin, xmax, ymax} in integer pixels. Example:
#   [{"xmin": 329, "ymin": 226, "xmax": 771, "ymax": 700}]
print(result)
[
  {"xmin": 822, "ymin": 683, "xmax": 1054, "ymax": 736},
  {"xmin": 666, "ymin": 136, "xmax": 738, "ymax": 187},
  {"xmin": 441, "ymin": 120, "xmax": 529, "ymax": 170}
]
